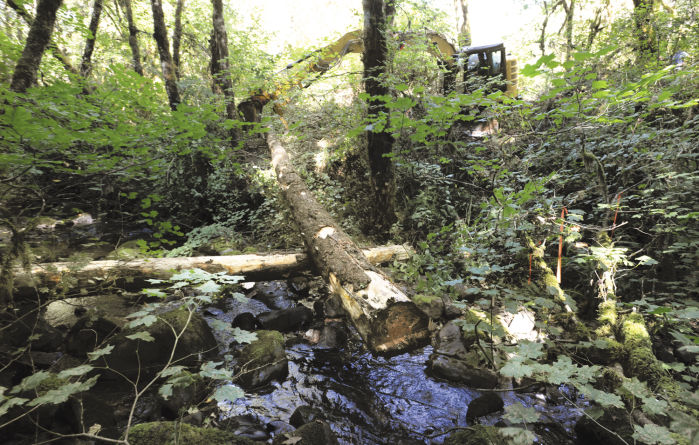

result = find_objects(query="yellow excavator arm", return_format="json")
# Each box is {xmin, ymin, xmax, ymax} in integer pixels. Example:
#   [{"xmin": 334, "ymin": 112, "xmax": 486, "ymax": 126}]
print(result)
[{"xmin": 238, "ymin": 29, "xmax": 517, "ymax": 125}]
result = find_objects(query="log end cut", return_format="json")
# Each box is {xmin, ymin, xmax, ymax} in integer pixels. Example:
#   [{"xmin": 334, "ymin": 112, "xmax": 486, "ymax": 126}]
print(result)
[{"xmin": 367, "ymin": 302, "xmax": 430, "ymax": 354}]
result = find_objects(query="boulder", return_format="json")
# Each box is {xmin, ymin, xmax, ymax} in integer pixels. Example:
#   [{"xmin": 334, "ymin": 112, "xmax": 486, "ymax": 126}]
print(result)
[
  {"xmin": 219, "ymin": 414, "xmax": 269, "ymax": 441},
  {"xmin": 257, "ymin": 306, "xmax": 313, "ymax": 333},
  {"xmin": 427, "ymin": 355, "xmax": 498, "ymax": 389},
  {"xmin": 235, "ymin": 330, "xmax": 288, "ymax": 389},
  {"xmin": 271, "ymin": 420, "xmax": 338, "ymax": 445},
  {"xmin": 102, "ymin": 306, "xmax": 218, "ymax": 381},
  {"xmin": 65, "ymin": 315, "xmax": 119, "ymax": 358},
  {"xmin": 466, "ymin": 392, "xmax": 504, "ymax": 422},
  {"xmin": 313, "ymin": 294, "xmax": 345, "ymax": 319},
  {"xmin": 232, "ymin": 313, "xmax": 262, "ymax": 331},
  {"xmin": 251, "ymin": 281, "xmax": 294, "ymax": 310},
  {"xmin": 575, "ymin": 407, "xmax": 634, "ymax": 445},
  {"xmin": 289, "ymin": 405, "xmax": 323, "ymax": 428},
  {"xmin": 127, "ymin": 421, "xmax": 263, "ymax": 445},
  {"xmin": 434, "ymin": 322, "xmax": 469, "ymax": 359},
  {"xmin": 412, "ymin": 294, "xmax": 444, "ymax": 320}
]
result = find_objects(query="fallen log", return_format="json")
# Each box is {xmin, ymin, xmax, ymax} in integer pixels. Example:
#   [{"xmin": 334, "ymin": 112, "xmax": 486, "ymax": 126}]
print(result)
[
  {"xmin": 270, "ymin": 135, "xmax": 429, "ymax": 354},
  {"xmin": 13, "ymin": 245, "xmax": 411, "ymax": 292}
]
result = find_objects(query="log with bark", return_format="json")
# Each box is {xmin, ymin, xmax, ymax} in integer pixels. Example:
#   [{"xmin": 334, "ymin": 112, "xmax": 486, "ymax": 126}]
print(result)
[
  {"xmin": 269, "ymin": 135, "xmax": 429, "ymax": 354},
  {"xmin": 14, "ymin": 245, "xmax": 410, "ymax": 293}
]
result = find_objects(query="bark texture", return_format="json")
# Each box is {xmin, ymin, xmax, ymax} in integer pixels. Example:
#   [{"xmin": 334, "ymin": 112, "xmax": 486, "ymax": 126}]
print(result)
[
  {"xmin": 80, "ymin": 0, "xmax": 103, "ymax": 77},
  {"xmin": 172, "ymin": 0, "xmax": 184, "ymax": 79},
  {"xmin": 121, "ymin": 0, "xmax": 144, "ymax": 75},
  {"xmin": 363, "ymin": 0, "xmax": 396, "ymax": 236},
  {"xmin": 270, "ymin": 136, "xmax": 428, "ymax": 353},
  {"xmin": 10, "ymin": 0, "xmax": 63, "ymax": 92},
  {"xmin": 150, "ymin": 0, "xmax": 180, "ymax": 109},
  {"xmin": 210, "ymin": 0, "xmax": 238, "ymax": 143}
]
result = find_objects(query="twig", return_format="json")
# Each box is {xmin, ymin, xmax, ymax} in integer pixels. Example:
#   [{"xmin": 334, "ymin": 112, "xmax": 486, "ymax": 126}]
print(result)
[{"xmin": 474, "ymin": 320, "xmax": 495, "ymax": 369}]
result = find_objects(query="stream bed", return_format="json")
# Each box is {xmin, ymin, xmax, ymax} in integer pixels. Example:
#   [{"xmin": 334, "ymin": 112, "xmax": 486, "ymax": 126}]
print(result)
[{"xmin": 201, "ymin": 281, "xmax": 584, "ymax": 445}]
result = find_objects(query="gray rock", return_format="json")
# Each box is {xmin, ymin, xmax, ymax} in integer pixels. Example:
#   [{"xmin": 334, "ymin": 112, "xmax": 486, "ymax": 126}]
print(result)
[
  {"xmin": 258, "ymin": 306, "xmax": 313, "ymax": 333},
  {"xmin": 435, "ymin": 322, "xmax": 468, "ymax": 359},
  {"xmin": 466, "ymin": 392, "xmax": 504, "ymax": 422},
  {"xmin": 427, "ymin": 355, "xmax": 498, "ymax": 388},
  {"xmin": 289, "ymin": 405, "xmax": 323, "ymax": 427}
]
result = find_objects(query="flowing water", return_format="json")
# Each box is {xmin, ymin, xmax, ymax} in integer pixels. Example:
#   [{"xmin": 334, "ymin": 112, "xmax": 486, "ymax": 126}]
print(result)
[{"xmin": 203, "ymin": 283, "xmax": 583, "ymax": 445}]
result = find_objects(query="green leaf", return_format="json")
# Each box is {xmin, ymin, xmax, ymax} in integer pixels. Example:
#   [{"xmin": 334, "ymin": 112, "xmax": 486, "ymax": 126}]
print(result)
[
  {"xmin": 622, "ymin": 377, "xmax": 648, "ymax": 398},
  {"xmin": 641, "ymin": 396, "xmax": 668, "ymax": 416},
  {"xmin": 127, "ymin": 314, "xmax": 158, "ymax": 329},
  {"xmin": 212, "ymin": 384, "xmax": 244, "ymax": 403},
  {"xmin": 143, "ymin": 288, "xmax": 168, "ymax": 298},
  {"xmin": 517, "ymin": 341, "xmax": 544, "ymax": 360},
  {"xmin": 503, "ymin": 403, "xmax": 541, "ymax": 424},
  {"xmin": 632, "ymin": 424, "xmax": 675, "ymax": 445},
  {"xmin": 500, "ymin": 427, "xmax": 536, "ymax": 445},
  {"xmin": 159, "ymin": 383, "xmax": 173, "ymax": 400},
  {"xmin": 197, "ymin": 280, "xmax": 221, "ymax": 294},
  {"xmin": 500, "ymin": 358, "xmax": 534, "ymax": 379},
  {"xmin": 28, "ymin": 376, "xmax": 98, "ymax": 406},
  {"xmin": 232, "ymin": 328, "xmax": 258, "ymax": 344},
  {"xmin": 160, "ymin": 366, "xmax": 187, "ymax": 378},
  {"xmin": 11, "ymin": 371, "xmax": 51, "ymax": 393},
  {"xmin": 0, "ymin": 397, "xmax": 29, "ymax": 417},
  {"xmin": 126, "ymin": 331, "xmax": 155, "ymax": 342},
  {"xmin": 579, "ymin": 385, "xmax": 624, "ymax": 408},
  {"xmin": 57, "ymin": 365, "xmax": 94, "ymax": 379},
  {"xmin": 87, "ymin": 344, "xmax": 114, "ymax": 361}
]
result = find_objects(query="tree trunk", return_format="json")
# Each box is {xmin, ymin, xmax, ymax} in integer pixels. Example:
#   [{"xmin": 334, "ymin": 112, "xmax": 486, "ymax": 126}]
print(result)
[
  {"xmin": 14, "ymin": 246, "xmax": 411, "ymax": 294},
  {"xmin": 121, "ymin": 0, "xmax": 144, "ymax": 75},
  {"xmin": 172, "ymin": 0, "xmax": 184, "ymax": 79},
  {"xmin": 150, "ymin": 0, "xmax": 180, "ymax": 110},
  {"xmin": 453, "ymin": 0, "xmax": 472, "ymax": 47},
  {"xmin": 363, "ymin": 0, "xmax": 396, "ymax": 237},
  {"xmin": 10, "ymin": 0, "xmax": 63, "ymax": 92},
  {"xmin": 210, "ymin": 0, "xmax": 239, "ymax": 144},
  {"xmin": 6, "ymin": 0, "xmax": 78, "ymax": 77},
  {"xmin": 561, "ymin": 0, "xmax": 575, "ymax": 63},
  {"xmin": 80, "ymin": 0, "xmax": 103, "ymax": 77},
  {"xmin": 632, "ymin": 0, "xmax": 658, "ymax": 56},
  {"xmin": 269, "ymin": 135, "xmax": 429, "ymax": 354}
]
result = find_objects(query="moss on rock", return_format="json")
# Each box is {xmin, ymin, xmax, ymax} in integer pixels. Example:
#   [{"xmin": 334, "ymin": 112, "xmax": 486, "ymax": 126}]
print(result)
[
  {"xmin": 236, "ymin": 330, "xmax": 288, "ymax": 389},
  {"xmin": 128, "ymin": 421, "xmax": 262, "ymax": 445}
]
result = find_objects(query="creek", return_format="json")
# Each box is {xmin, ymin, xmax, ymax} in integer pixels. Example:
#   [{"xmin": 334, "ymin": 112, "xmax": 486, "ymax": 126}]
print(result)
[{"xmin": 202, "ymin": 280, "xmax": 583, "ymax": 445}]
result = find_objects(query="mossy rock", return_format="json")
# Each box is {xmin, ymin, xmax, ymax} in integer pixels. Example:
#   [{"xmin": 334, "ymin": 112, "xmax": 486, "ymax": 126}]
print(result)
[
  {"xmin": 128, "ymin": 421, "xmax": 263, "ymax": 445},
  {"xmin": 235, "ymin": 330, "xmax": 288, "ymax": 389},
  {"xmin": 411, "ymin": 294, "xmax": 444, "ymax": 319},
  {"xmin": 443, "ymin": 425, "xmax": 504, "ymax": 444},
  {"xmin": 102, "ymin": 306, "xmax": 218, "ymax": 381}
]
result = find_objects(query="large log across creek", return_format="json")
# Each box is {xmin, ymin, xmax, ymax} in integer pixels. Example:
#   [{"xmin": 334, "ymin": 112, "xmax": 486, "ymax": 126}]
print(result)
[
  {"xmin": 14, "ymin": 245, "xmax": 410, "ymax": 291},
  {"xmin": 269, "ymin": 135, "xmax": 430, "ymax": 354}
]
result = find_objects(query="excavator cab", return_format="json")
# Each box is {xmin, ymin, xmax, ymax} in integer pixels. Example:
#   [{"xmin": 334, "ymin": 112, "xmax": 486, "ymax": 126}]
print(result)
[{"xmin": 461, "ymin": 43, "xmax": 518, "ymax": 97}]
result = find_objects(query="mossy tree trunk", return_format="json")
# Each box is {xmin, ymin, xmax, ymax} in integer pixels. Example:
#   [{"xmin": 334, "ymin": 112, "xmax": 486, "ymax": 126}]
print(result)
[
  {"xmin": 120, "ymin": 0, "xmax": 144, "ymax": 75},
  {"xmin": 453, "ymin": 0, "xmax": 472, "ymax": 47},
  {"xmin": 10, "ymin": 0, "xmax": 63, "ymax": 92},
  {"xmin": 172, "ymin": 0, "xmax": 184, "ymax": 79},
  {"xmin": 6, "ymin": 0, "xmax": 78, "ymax": 77},
  {"xmin": 150, "ymin": 0, "xmax": 180, "ymax": 110},
  {"xmin": 210, "ymin": 0, "xmax": 239, "ymax": 146},
  {"xmin": 632, "ymin": 0, "xmax": 659, "ymax": 56},
  {"xmin": 79, "ymin": 0, "xmax": 103, "ymax": 78},
  {"xmin": 363, "ymin": 0, "xmax": 396, "ymax": 237}
]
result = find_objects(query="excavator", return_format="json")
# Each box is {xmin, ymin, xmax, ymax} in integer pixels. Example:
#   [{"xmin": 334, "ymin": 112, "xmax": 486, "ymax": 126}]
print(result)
[{"xmin": 238, "ymin": 29, "xmax": 518, "ymax": 125}]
